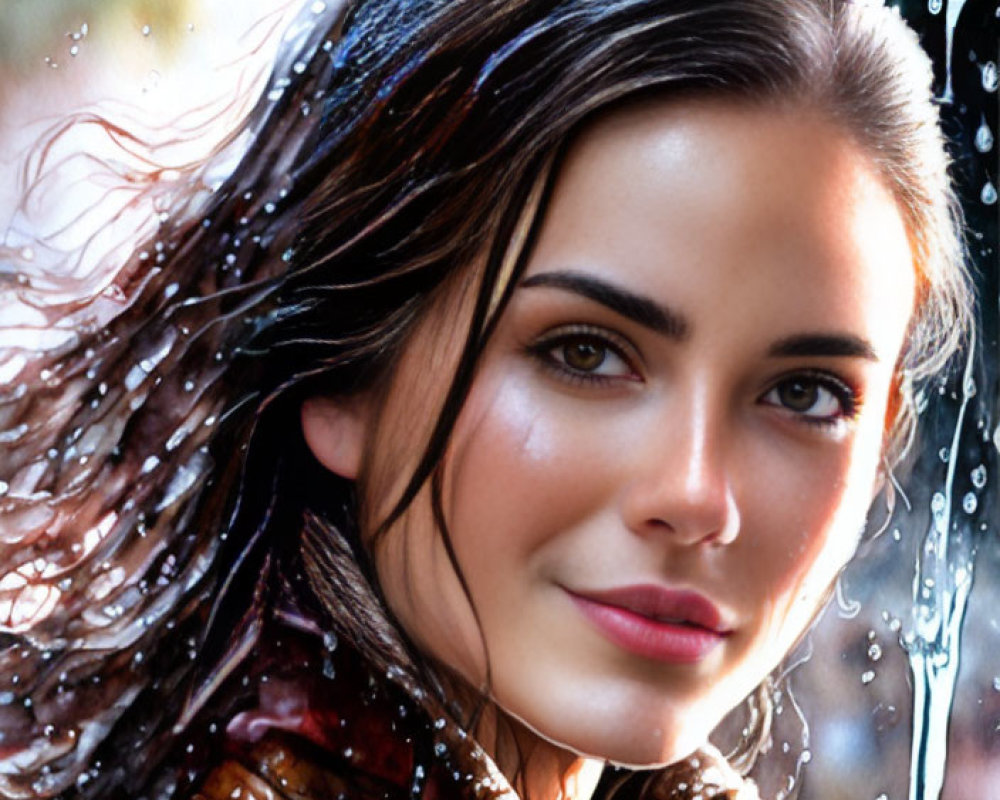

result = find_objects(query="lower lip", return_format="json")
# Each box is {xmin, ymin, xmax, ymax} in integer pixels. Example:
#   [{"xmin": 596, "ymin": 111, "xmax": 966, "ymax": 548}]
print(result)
[{"xmin": 570, "ymin": 594, "xmax": 726, "ymax": 663}]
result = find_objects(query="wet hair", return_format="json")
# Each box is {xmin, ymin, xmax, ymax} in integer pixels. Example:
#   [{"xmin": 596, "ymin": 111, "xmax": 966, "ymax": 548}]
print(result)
[{"xmin": 0, "ymin": 1, "xmax": 971, "ymax": 798}]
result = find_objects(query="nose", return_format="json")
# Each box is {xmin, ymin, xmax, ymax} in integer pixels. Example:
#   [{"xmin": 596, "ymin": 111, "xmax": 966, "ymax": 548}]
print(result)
[{"xmin": 621, "ymin": 393, "xmax": 740, "ymax": 547}]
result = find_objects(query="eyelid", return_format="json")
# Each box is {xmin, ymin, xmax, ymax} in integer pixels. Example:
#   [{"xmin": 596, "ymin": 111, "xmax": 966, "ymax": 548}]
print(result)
[
  {"xmin": 761, "ymin": 369, "xmax": 862, "ymax": 425},
  {"xmin": 527, "ymin": 324, "xmax": 642, "ymax": 383}
]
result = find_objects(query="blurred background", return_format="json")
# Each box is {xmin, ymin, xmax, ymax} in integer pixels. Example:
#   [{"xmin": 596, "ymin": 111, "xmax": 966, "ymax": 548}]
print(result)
[
  {"xmin": 0, "ymin": 2, "xmax": 996, "ymax": 799},
  {"xmin": 754, "ymin": 3, "xmax": 999, "ymax": 799}
]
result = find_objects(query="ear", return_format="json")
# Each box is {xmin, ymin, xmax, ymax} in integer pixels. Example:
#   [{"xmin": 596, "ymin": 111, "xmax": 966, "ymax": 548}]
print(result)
[{"xmin": 301, "ymin": 394, "xmax": 372, "ymax": 480}]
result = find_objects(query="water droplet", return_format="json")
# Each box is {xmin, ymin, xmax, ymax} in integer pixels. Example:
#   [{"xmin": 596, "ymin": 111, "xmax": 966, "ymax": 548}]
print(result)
[
  {"xmin": 930, "ymin": 492, "xmax": 946, "ymax": 514},
  {"xmin": 141, "ymin": 24, "xmax": 151, "ymax": 36},
  {"xmin": 69, "ymin": 45, "xmax": 79, "ymax": 57},
  {"xmin": 971, "ymin": 465, "xmax": 987, "ymax": 488},
  {"xmin": 993, "ymin": 676, "xmax": 1000, "ymax": 692},
  {"xmin": 323, "ymin": 659, "xmax": 336, "ymax": 679},
  {"xmin": 938, "ymin": 446, "xmax": 950, "ymax": 462},
  {"xmin": 293, "ymin": 61, "xmax": 307, "ymax": 74},
  {"xmin": 861, "ymin": 670, "xmax": 876, "ymax": 685},
  {"xmin": 928, "ymin": 0, "xmax": 942, "ymax": 12},
  {"xmin": 981, "ymin": 61, "xmax": 998, "ymax": 92},
  {"xmin": 975, "ymin": 117, "xmax": 994, "ymax": 152},
  {"xmin": 263, "ymin": 202, "xmax": 276, "ymax": 214},
  {"xmin": 892, "ymin": 528, "xmax": 902, "ymax": 542},
  {"xmin": 80, "ymin": 22, "xmax": 88, "ymax": 36},
  {"xmin": 434, "ymin": 742, "xmax": 447, "ymax": 757},
  {"xmin": 876, "ymin": 794, "xmax": 888, "ymax": 800},
  {"xmin": 981, "ymin": 181, "xmax": 997, "ymax": 205},
  {"xmin": 868, "ymin": 643, "xmax": 883, "ymax": 661},
  {"xmin": 310, "ymin": 0, "xmax": 327, "ymax": 12},
  {"xmin": 141, "ymin": 455, "xmax": 160, "ymax": 474},
  {"xmin": 962, "ymin": 492, "xmax": 977, "ymax": 514}
]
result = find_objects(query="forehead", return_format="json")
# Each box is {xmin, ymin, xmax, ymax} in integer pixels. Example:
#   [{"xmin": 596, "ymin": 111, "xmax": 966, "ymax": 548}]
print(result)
[{"xmin": 522, "ymin": 97, "xmax": 915, "ymax": 352}]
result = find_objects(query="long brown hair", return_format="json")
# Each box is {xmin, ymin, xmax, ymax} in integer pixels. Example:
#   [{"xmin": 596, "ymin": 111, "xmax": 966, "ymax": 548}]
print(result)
[{"xmin": 0, "ymin": 1, "xmax": 970, "ymax": 797}]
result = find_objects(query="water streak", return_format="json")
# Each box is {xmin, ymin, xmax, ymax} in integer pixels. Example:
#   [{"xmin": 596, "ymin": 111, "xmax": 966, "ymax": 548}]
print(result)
[{"xmin": 906, "ymin": 338, "xmax": 978, "ymax": 800}]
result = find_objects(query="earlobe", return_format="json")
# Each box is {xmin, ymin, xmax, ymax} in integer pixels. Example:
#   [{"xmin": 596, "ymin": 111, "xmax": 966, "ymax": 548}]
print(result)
[{"xmin": 301, "ymin": 394, "xmax": 370, "ymax": 479}]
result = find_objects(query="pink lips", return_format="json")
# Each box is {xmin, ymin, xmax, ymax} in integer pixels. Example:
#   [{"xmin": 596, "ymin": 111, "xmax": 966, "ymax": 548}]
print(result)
[{"xmin": 567, "ymin": 584, "xmax": 730, "ymax": 663}]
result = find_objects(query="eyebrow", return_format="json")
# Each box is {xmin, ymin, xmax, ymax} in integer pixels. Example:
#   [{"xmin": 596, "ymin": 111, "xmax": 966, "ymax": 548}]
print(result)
[
  {"xmin": 519, "ymin": 270, "xmax": 689, "ymax": 340},
  {"xmin": 768, "ymin": 334, "xmax": 879, "ymax": 361},
  {"xmin": 519, "ymin": 269, "xmax": 879, "ymax": 361}
]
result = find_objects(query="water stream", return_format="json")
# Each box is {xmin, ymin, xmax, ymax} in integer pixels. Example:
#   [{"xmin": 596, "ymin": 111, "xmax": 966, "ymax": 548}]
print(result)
[
  {"xmin": 905, "ymin": 343, "xmax": 980, "ymax": 800},
  {"xmin": 939, "ymin": 0, "xmax": 969, "ymax": 103},
  {"xmin": 899, "ymin": 2, "xmax": 998, "ymax": 797}
]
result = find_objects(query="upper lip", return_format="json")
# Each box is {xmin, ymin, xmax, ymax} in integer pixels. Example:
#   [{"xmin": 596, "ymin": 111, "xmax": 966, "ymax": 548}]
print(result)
[{"xmin": 569, "ymin": 584, "xmax": 731, "ymax": 633}]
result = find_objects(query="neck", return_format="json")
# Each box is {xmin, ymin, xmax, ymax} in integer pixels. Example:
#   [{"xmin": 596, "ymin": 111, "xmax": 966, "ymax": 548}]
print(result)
[{"xmin": 475, "ymin": 703, "xmax": 605, "ymax": 800}]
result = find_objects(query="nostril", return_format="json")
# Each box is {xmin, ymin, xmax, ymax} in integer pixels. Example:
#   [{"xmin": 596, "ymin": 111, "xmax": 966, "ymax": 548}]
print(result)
[{"xmin": 622, "ymin": 474, "xmax": 739, "ymax": 547}]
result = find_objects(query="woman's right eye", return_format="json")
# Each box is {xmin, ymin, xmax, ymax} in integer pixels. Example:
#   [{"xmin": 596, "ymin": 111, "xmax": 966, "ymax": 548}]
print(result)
[{"xmin": 529, "ymin": 328, "xmax": 638, "ymax": 384}]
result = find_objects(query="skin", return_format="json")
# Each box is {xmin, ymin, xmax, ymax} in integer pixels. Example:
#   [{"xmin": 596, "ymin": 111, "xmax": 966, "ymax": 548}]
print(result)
[{"xmin": 302, "ymin": 98, "xmax": 917, "ymax": 799}]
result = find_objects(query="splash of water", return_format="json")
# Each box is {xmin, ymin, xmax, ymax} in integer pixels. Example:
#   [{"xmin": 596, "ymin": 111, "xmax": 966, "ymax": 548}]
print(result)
[{"xmin": 905, "ymin": 339, "xmax": 979, "ymax": 800}]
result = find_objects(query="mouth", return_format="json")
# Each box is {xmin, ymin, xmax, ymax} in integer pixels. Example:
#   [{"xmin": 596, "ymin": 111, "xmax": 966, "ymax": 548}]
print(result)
[{"xmin": 565, "ymin": 584, "xmax": 731, "ymax": 663}]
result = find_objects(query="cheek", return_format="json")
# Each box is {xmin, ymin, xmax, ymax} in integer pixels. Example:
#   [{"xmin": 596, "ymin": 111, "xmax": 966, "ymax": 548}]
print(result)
[
  {"xmin": 444, "ymin": 376, "xmax": 617, "ymax": 565},
  {"xmin": 371, "ymin": 372, "xmax": 612, "ymax": 685},
  {"xmin": 743, "ymin": 429, "xmax": 883, "ymax": 649}
]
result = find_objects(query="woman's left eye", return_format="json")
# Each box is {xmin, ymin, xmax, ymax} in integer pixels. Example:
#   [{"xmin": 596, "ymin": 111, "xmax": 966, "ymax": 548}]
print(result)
[{"xmin": 761, "ymin": 374, "xmax": 858, "ymax": 424}]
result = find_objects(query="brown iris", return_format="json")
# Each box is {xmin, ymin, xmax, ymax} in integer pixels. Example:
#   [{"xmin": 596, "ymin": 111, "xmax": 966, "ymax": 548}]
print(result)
[
  {"xmin": 562, "ymin": 340, "xmax": 606, "ymax": 372},
  {"xmin": 777, "ymin": 379, "xmax": 818, "ymax": 412}
]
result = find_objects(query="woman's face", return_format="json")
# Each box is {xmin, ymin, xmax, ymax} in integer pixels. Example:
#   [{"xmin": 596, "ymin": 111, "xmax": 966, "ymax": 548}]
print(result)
[{"xmin": 316, "ymin": 98, "xmax": 917, "ymax": 766}]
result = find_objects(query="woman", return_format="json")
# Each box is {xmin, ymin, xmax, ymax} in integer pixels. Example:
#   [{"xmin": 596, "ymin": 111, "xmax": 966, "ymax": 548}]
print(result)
[{"xmin": 0, "ymin": 1, "xmax": 972, "ymax": 799}]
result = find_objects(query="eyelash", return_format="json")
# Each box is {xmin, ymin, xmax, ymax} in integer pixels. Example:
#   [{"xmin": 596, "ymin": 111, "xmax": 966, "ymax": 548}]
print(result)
[
  {"xmin": 526, "ymin": 325, "xmax": 638, "ymax": 386},
  {"xmin": 527, "ymin": 327, "xmax": 861, "ymax": 426},
  {"xmin": 761, "ymin": 371, "xmax": 861, "ymax": 428}
]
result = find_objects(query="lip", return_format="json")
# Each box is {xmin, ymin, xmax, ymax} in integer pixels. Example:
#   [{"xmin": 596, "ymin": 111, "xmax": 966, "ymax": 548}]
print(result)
[{"xmin": 566, "ymin": 584, "xmax": 731, "ymax": 663}]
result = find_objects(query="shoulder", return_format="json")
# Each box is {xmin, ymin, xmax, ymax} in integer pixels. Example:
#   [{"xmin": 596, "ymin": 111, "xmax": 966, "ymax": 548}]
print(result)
[
  {"xmin": 190, "ymin": 731, "xmax": 409, "ymax": 800},
  {"xmin": 182, "ymin": 614, "xmax": 462, "ymax": 800}
]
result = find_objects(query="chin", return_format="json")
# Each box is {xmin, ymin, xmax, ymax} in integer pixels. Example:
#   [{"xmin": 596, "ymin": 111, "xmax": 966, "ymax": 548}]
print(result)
[{"xmin": 505, "ymin": 698, "xmax": 714, "ymax": 769}]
